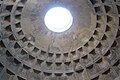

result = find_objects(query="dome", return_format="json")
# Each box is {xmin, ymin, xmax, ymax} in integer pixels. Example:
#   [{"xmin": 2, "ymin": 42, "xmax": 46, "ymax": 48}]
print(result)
[{"xmin": 0, "ymin": 0, "xmax": 120, "ymax": 80}]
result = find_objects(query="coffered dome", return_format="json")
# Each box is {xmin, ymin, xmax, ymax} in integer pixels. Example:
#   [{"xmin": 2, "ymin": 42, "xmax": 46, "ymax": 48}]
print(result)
[{"xmin": 0, "ymin": 0, "xmax": 120, "ymax": 80}]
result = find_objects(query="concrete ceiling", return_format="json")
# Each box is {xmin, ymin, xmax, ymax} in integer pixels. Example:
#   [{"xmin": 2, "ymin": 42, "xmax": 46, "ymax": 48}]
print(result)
[{"xmin": 0, "ymin": 0, "xmax": 120, "ymax": 80}]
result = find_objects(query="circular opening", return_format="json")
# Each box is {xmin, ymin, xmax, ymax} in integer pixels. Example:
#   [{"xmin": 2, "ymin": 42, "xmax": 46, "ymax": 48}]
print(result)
[{"xmin": 44, "ymin": 7, "xmax": 73, "ymax": 32}]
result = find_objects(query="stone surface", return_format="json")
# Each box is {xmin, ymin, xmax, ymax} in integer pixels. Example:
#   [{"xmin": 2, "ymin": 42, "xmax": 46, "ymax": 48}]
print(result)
[{"xmin": 0, "ymin": 0, "xmax": 120, "ymax": 80}]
